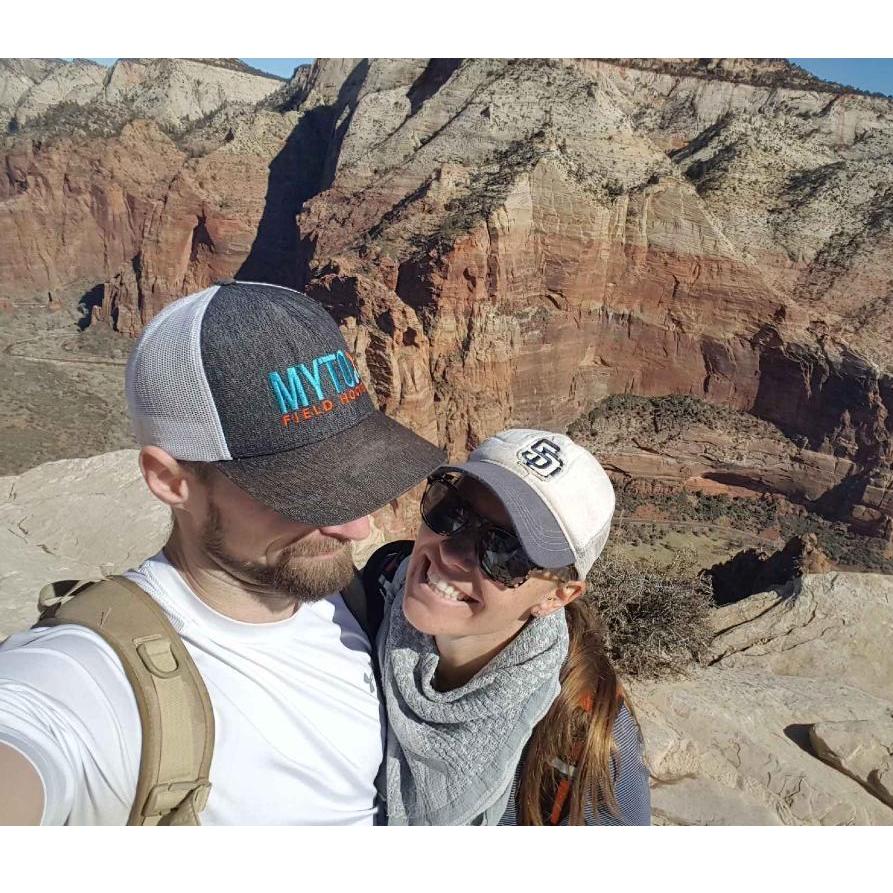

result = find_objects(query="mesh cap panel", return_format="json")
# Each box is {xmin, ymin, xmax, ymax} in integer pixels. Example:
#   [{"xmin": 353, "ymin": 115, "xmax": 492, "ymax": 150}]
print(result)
[
  {"xmin": 573, "ymin": 516, "xmax": 612, "ymax": 581},
  {"xmin": 125, "ymin": 285, "xmax": 231, "ymax": 461}
]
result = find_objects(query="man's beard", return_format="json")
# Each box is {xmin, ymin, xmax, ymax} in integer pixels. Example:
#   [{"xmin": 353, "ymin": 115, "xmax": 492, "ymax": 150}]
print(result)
[{"xmin": 200, "ymin": 497, "xmax": 356, "ymax": 604}]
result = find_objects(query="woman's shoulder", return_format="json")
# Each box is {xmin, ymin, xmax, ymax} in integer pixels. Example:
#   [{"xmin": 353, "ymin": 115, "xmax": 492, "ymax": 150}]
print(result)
[
  {"xmin": 613, "ymin": 701, "xmax": 643, "ymax": 757},
  {"xmin": 605, "ymin": 699, "xmax": 651, "ymax": 825}
]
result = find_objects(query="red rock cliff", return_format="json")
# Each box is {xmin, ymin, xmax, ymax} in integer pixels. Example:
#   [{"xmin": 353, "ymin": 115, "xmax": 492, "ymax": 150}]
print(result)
[{"xmin": 2, "ymin": 58, "xmax": 892, "ymax": 536}]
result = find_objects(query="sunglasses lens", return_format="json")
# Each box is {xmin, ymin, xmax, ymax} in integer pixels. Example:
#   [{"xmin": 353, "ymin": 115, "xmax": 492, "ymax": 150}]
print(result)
[
  {"xmin": 421, "ymin": 479, "xmax": 469, "ymax": 536},
  {"xmin": 479, "ymin": 527, "xmax": 537, "ymax": 587}
]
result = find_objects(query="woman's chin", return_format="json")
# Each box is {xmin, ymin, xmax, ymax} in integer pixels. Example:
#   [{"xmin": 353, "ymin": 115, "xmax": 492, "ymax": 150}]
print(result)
[{"xmin": 402, "ymin": 590, "xmax": 449, "ymax": 635}]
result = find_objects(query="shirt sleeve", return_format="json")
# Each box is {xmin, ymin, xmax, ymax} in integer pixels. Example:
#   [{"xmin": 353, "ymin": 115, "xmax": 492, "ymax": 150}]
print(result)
[
  {"xmin": 586, "ymin": 702, "xmax": 651, "ymax": 826},
  {"xmin": 0, "ymin": 626, "xmax": 140, "ymax": 825}
]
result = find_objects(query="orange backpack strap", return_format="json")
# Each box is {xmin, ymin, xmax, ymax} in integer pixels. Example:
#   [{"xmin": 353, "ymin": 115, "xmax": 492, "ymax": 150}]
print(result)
[
  {"xmin": 35, "ymin": 577, "xmax": 215, "ymax": 826},
  {"xmin": 547, "ymin": 692, "xmax": 594, "ymax": 825}
]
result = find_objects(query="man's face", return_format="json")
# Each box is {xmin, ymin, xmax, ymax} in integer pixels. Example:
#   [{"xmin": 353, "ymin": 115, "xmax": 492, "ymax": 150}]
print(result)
[{"xmin": 189, "ymin": 467, "xmax": 369, "ymax": 603}]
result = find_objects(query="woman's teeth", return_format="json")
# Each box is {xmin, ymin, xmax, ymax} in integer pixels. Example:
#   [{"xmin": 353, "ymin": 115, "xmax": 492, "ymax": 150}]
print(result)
[{"xmin": 426, "ymin": 567, "xmax": 469, "ymax": 602}]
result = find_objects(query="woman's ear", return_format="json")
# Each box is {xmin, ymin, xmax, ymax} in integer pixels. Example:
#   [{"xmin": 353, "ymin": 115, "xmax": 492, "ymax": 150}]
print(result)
[{"xmin": 532, "ymin": 580, "xmax": 586, "ymax": 617}]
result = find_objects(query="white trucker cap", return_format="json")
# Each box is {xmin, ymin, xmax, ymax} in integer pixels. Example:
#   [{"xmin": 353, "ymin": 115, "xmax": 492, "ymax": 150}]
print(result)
[{"xmin": 440, "ymin": 429, "xmax": 616, "ymax": 580}]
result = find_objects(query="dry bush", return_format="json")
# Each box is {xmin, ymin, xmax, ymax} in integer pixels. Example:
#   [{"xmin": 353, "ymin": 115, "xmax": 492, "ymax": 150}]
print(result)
[{"xmin": 584, "ymin": 546, "xmax": 713, "ymax": 679}]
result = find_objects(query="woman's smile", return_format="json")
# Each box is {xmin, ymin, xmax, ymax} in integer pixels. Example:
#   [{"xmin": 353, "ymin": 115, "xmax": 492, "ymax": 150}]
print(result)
[{"xmin": 410, "ymin": 553, "xmax": 479, "ymax": 609}]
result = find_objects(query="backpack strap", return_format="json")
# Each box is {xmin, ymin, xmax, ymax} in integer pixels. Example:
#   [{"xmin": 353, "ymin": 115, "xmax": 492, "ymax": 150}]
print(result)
[
  {"xmin": 35, "ymin": 577, "xmax": 215, "ymax": 826},
  {"xmin": 340, "ymin": 541, "xmax": 415, "ymax": 696},
  {"xmin": 340, "ymin": 540, "xmax": 415, "ymax": 645},
  {"xmin": 360, "ymin": 540, "xmax": 415, "ymax": 604},
  {"xmin": 340, "ymin": 570, "xmax": 382, "ymax": 645}
]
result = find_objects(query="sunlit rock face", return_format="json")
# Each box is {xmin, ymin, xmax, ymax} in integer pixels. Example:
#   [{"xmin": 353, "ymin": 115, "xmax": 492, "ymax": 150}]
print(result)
[{"xmin": 2, "ymin": 58, "xmax": 892, "ymax": 537}]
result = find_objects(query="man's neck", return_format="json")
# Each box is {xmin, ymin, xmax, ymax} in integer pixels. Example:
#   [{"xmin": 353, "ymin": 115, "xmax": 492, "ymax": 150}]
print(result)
[
  {"xmin": 433, "ymin": 622, "xmax": 525, "ymax": 691},
  {"xmin": 162, "ymin": 536, "xmax": 300, "ymax": 624}
]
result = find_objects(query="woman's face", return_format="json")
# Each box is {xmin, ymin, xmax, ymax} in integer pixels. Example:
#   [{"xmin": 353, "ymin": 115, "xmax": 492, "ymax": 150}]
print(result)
[{"xmin": 402, "ymin": 476, "xmax": 569, "ymax": 639}]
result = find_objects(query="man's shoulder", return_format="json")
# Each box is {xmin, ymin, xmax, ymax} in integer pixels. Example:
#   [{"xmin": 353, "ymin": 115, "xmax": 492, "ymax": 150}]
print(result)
[
  {"xmin": 0, "ymin": 571, "xmax": 162, "ymax": 691},
  {"xmin": 2, "ymin": 621, "xmax": 123, "ymax": 667},
  {"xmin": 0, "ymin": 621, "xmax": 136, "ymax": 724}
]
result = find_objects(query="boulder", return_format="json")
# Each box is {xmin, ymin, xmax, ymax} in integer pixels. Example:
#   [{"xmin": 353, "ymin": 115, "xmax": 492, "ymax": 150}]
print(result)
[
  {"xmin": 631, "ymin": 667, "xmax": 893, "ymax": 825},
  {"xmin": 710, "ymin": 572, "xmax": 893, "ymax": 701},
  {"xmin": 707, "ymin": 533, "xmax": 832, "ymax": 605},
  {"xmin": 809, "ymin": 719, "xmax": 893, "ymax": 809}
]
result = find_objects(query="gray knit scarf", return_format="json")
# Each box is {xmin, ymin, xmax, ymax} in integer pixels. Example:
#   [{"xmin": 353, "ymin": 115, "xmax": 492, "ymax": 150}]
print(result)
[{"xmin": 378, "ymin": 558, "xmax": 569, "ymax": 826}]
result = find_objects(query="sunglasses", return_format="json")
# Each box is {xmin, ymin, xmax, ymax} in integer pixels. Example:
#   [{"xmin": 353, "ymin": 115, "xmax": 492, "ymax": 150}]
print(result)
[{"xmin": 420, "ymin": 472, "xmax": 543, "ymax": 587}]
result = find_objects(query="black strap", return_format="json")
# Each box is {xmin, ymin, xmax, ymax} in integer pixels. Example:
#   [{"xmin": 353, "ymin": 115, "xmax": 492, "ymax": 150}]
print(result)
[
  {"xmin": 362, "ymin": 540, "xmax": 414, "ymax": 607},
  {"xmin": 340, "ymin": 540, "xmax": 413, "ymax": 643},
  {"xmin": 340, "ymin": 571, "xmax": 379, "ymax": 643},
  {"xmin": 340, "ymin": 541, "xmax": 414, "ymax": 698}
]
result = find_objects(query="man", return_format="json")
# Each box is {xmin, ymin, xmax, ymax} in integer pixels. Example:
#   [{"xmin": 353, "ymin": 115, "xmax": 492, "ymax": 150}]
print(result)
[{"xmin": 0, "ymin": 280, "xmax": 445, "ymax": 825}]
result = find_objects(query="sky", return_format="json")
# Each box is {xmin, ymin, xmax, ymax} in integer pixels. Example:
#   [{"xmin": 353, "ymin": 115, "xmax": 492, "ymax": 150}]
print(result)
[
  {"xmin": 80, "ymin": 58, "xmax": 893, "ymax": 97},
  {"xmin": 789, "ymin": 59, "xmax": 893, "ymax": 97}
]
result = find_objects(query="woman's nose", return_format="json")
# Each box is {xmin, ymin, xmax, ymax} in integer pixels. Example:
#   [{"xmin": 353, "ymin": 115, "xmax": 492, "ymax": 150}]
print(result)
[{"xmin": 438, "ymin": 530, "xmax": 476, "ymax": 572}]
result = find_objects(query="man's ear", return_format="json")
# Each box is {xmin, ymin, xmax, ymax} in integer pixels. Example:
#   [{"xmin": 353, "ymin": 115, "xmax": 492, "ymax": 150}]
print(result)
[
  {"xmin": 533, "ymin": 580, "xmax": 586, "ymax": 618},
  {"xmin": 139, "ymin": 447, "xmax": 200, "ymax": 511}
]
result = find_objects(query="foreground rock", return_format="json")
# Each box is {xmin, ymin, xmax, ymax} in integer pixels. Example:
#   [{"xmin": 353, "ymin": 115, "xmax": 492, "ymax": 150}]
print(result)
[
  {"xmin": 710, "ymin": 572, "xmax": 893, "ymax": 701},
  {"xmin": 632, "ymin": 668, "xmax": 893, "ymax": 825},
  {"xmin": 0, "ymin": 450, "xmax": 166, "ymax": 636},
  {"xmin": 809, "ymin": 719, "xmax": 893, "ymax": 808}
]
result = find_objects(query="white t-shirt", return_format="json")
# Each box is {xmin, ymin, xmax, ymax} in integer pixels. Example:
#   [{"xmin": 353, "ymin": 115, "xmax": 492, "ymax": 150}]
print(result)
[{"xmin": 0, "ymin": 552, "xmax": 385, "ymax": 825}]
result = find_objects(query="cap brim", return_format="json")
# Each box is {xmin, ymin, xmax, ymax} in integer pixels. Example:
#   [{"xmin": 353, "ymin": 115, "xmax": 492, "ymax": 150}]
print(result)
[
  {"xmin": 213, "ymin": 411, "xmax": 446, "ymax": 526},
  {"xmin": 439, "ymin": 460, "xmax": 576, "ymax": 570}
]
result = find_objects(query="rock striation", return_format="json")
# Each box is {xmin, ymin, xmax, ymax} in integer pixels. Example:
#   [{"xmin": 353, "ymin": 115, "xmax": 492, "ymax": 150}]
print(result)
[
  {"xmin": 709, "ymin": 572, "xmax": 893, "ymax": 701},
  {"xmin": 2, "ymin": 58, "xmax": 893, "ymax": 541}
]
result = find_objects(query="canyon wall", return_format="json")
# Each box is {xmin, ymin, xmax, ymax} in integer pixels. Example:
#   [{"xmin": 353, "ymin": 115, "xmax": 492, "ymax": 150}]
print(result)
[{"xmin": 2, "ymin": 58, "xmax": 892, "ymax": 535}]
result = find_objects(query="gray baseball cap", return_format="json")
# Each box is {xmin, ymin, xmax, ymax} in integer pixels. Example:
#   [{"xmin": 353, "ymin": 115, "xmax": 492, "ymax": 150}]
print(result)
[{"xmin": 125, "ymin": 279, "xmax": 446, "ymax": 525}]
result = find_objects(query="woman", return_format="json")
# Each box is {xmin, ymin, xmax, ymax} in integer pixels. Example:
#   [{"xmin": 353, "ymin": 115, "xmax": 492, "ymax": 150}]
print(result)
[{"xmin": 373, "ymin": 428, "xmax": 650, "ymax": 825}]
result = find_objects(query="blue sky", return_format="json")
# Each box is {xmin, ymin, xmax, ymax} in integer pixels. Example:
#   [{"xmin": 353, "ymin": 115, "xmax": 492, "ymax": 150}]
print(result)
[
  {"xmin": 790, "ymin": 59, "xmax": 893, "ymax": 97},
  {"xmin": 240, "ymin": 58, "xmax": 312, "ymax": 79},
  {"xmin": 81, "ymin": 58, "xmax": 893, "ymax": 97}
]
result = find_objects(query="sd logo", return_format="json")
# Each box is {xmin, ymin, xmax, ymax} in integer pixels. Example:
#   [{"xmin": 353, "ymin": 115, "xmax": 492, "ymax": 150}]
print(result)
[{"xmin": 518, "ymin": 438, "xmax": 564, "ymax": 478}]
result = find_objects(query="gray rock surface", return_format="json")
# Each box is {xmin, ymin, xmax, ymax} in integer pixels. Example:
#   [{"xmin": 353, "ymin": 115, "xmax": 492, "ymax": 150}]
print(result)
[
  {"xmin": 809, "ymin": 719, "xmax": 893, "ymax": 808},
  {"xmin": 710, "ymin": 573, "xmax": 893, "ymax": 701},
  {"xmin": 12, "ymin": 60, "xmax": 107, "ymax": 126},
  {"xmin": 99, "ymin": 59, "xmax": 281, "ymax": 131},
  {"xmin": 0, "ymin": 59, "xmax": 67, "ymax": 123},
  {"xmin": 632, "ymin": 668, "xmax": 893, "ymax": 825},
  {"xmin": 3, "ymin": 58, "xmax": 281, "ymax": 134},
  {"xmin": 0, "ymin": 450, "xmax": 166, "ymax": 637}
]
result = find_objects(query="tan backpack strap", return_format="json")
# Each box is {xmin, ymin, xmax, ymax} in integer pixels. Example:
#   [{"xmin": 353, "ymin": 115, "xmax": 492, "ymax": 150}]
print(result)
[{"xmin": 37, "ymin": 577, "xmax": 215, "ymax": 826}]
